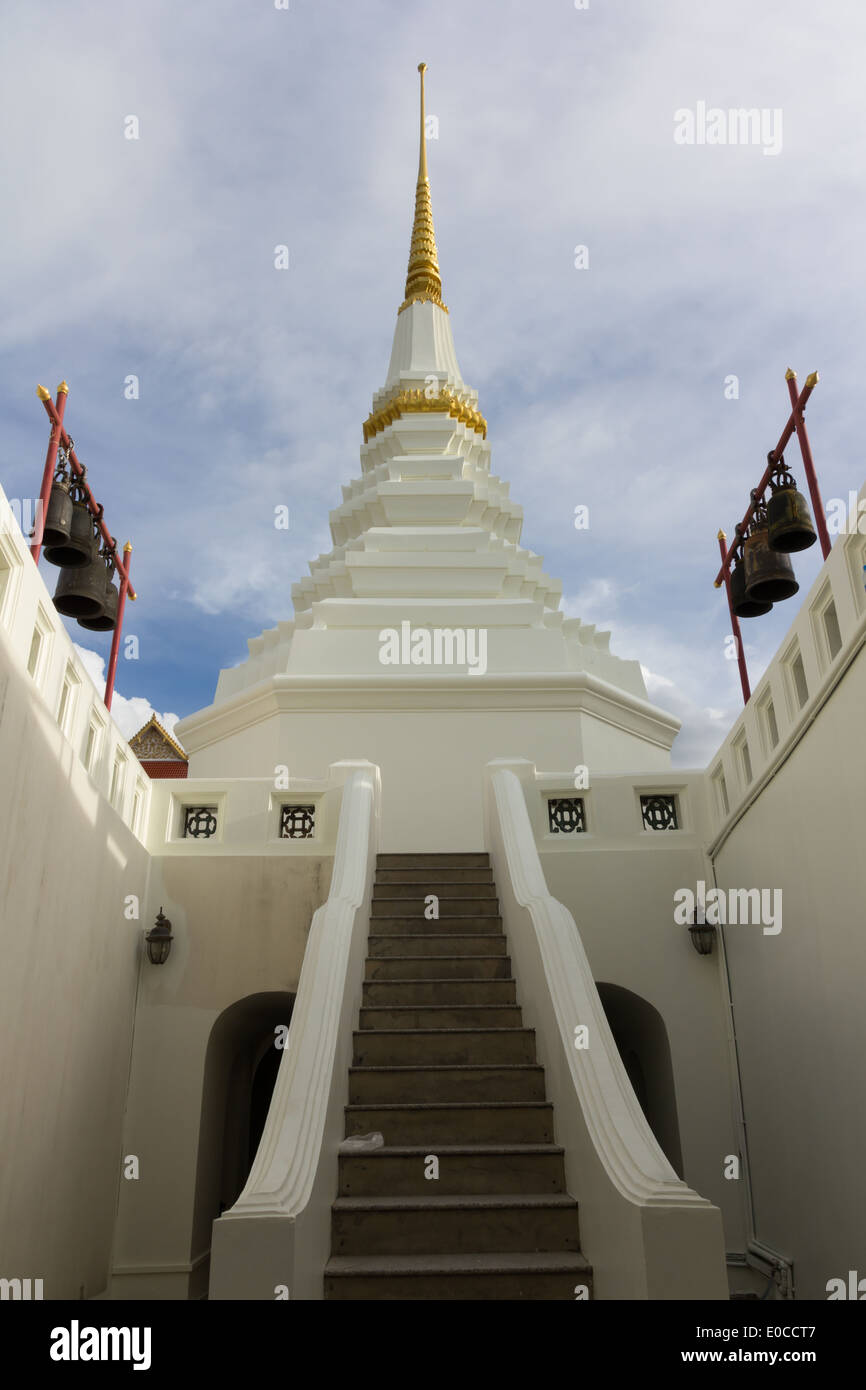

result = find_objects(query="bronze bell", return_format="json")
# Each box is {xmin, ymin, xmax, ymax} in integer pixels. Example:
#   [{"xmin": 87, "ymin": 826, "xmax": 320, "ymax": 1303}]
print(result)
[
  {"xmin": 53, "ymin": 528, "xmax": 106, "ymax": 620},
  {"xmin": 731, "ymin": 555, "xmax": 772, "ymax": 618},
  {"xmin": 767, "ymin": 469, "xmax": 817, "ymax": 553},
  {"xmin": 744, "ymin": 508, "xmax": 799, "ymax": 604},
  {"xmin": 78, "ymin": 556, "xmax": 119, "ymax": 632},
  {"xmin": 42, "ymin": 477, "xmax": 73, "ymax": 550},
  {"xmin": 43, "ymin": 486, "xmax": 94, "ymax": 569}
]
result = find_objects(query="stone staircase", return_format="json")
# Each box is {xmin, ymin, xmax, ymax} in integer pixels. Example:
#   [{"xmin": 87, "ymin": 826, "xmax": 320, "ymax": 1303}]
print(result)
[{"xmin": 323, "ymin": 852, "xmax": 592, "ymax": 1300}]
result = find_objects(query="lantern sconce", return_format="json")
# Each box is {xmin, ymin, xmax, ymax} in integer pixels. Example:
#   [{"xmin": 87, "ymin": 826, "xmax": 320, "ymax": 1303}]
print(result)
[
  {"xmin": 688, "ymin": 913, "xmax": 716, "ymax": 957},
  {"xmin": 145, "ymin": 907, "xmax": 173, "ymax": 965}
]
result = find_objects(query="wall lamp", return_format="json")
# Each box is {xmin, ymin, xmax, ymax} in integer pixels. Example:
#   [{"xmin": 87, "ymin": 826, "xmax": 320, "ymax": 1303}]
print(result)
[{"xmin": 145, "ymin": 907, "xmax": 173, "ymax": 965}]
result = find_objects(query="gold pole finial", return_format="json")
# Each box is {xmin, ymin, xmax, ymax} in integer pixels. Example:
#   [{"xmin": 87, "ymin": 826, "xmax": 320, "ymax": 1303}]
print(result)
[{"xmin": 399, "ymin": 62, "xmax": 447, "ymax": 314}]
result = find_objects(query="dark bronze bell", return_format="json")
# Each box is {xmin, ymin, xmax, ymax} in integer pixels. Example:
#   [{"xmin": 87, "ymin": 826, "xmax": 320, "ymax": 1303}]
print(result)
[
  {"xmin": 78, "ymin": 558, "xmax": 119, "ymax": 632},
  {"xmin": 43, "ymin": 488, "xmax": 93, "ymax": 569},
  {"xmin": 731, "ymin": 555, "xmax": 772, "ymax": 617},
  {"xmin": 53, "ymin": 533, "xmax": 106, "ymax": 619},
  {"xmin": 767, "ymin": 470, "xmax": 817, "ymax": 553},
  {"xmin": 41, "ymin": 478, "xmax": 73, "ymax": 550},
  {"xmin": 744, "ymin": 511, "xmax": 799, "ymax": 604}
]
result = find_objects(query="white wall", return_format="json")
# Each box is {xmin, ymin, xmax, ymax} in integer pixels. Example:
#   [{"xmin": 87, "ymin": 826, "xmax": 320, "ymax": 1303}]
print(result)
[
  {"xmin": 498, "ymin": 764, "xmax": 749, "ymax": 1268},
  {"xmin": 0, "ymin": 491, "xmax": 151, "ymax": 1299},
  {"xmin": 705, "ymin": 499, "xmax": 866, "ymax": 1299}
]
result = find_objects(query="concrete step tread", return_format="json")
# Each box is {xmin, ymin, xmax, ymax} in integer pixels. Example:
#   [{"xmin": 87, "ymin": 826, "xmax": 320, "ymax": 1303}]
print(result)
[
  {"xmin": 367, "ymin": 959, "xmax": 511, "ymax": 968},
  {"xmin": 325, "ymin": 1252, "xmax": 591, "ymax": 1276},
  {"xmin": 333, "ymin": 1194, "xmax": 577, "ymax": 1213},
  {"xmin": 377, "ymin": 854, "xmax": 489, "ymax": 862},
  {"xmin": 349, "ymin": 1064, "xmax": 543, "ymax": 1074},
  {"xmin": 360, "ymin": 1005, "xmax": 519, "ymax": 1014},
  {"xmin": 374, "ymin": 883, "xmax": 497, "ymax": 891},
  {"xmin": 340, "ymin": 1143, "xmax": 565, "ymax": 1157},
  {"xmin": 347, "ymin": 1101, "xmax": 552, "ymax": 1112},
  {"xmin": 354, "ymin": 1023, "xmax": 530, "ymax": 1034},
  {"xmin": 368, "ymin": 935, "xmax": 505, "ymax": 942}
]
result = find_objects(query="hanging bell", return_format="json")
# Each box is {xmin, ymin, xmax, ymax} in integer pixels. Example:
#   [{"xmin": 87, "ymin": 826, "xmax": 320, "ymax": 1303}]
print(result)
[
  {"xmin": 43, "ymin": 485, "xmax": 94, "ymax": 569},
  {"xmin": 41, "ymin": 478, "xmax": 73, "ymax": 550},
  {"xmin": 53, "ymin": 527, "xmax": 106, "ymax": 619},
  {"xmin": 77, "ymin": 556, "xmax": 119, "ymax": 632},
  {"xmin": 744, "ymin": 508, "xmax": 799, "ymax": 604},
  {"xmin": 767, "ymin": 468, "xmax": 817, "ymax": 553},
  {"xmin": 731, "ymin": 555, "xmax": 772, "ymax": 618}
]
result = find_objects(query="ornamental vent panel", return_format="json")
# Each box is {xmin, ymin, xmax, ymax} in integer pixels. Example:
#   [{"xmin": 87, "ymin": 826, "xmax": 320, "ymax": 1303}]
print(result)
[
  {"xmin": 547, "ymin": 797, "xmax": 586, "ymax": 835},
  {"xmin": 640, "ymin": 794, "xmax": 679, "ymax": 831},
  {"xmin": 280, "ymin": 804, "xmax": 315, "ymax": 839},
  {"xmin": 183, "ymin": 806, "xmax": 218, "ymax": 839}
]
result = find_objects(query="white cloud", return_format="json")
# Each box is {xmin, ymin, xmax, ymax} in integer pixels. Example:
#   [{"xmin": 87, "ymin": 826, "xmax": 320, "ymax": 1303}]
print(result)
[{"xmin": 73, "ymin": 645, "xmax": 182, "ymax": 745}]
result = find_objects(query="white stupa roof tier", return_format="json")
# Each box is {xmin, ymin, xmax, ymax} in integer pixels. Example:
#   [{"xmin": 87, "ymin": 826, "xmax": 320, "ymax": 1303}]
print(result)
[{"xmin": 197, "ymin": 67, "xmax": 658, "ymax": 719}]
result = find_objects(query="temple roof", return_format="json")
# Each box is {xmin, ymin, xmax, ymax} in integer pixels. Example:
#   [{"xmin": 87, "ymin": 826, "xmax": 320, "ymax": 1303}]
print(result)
[{"xmin": 129, "ymin": 715, "xmax": 188, "ymax": 763}]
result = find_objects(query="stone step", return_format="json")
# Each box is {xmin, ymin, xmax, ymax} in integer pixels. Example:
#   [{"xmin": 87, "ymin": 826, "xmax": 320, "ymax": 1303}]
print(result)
[
  {"xmin": 358, "ymin": 1003, "xmax": 524, "ymax": 1031},
  {"xmin": 368, "ymin": 934, "xmax": 507, "ymax": 958},
  {"xmin": 361, "ymin": 978, "xmax": 517, "ymax": 1008},
  {"xmin": 324, "ymin": 1250, "xmax": 593, "ymax": 1301},
  {"xmin": 349, "ymin": 1063, "xmax": 546, "ymax": 1104},
  {"xmin": 372, "ymin": 899, "xmax": 500, "ymax": 918},
  {"xmin": 377, "ymin": 853, "xmax": 490, "ymax": 870},
  {"xmin": 331, "ymin": 1193, "xmax": 581, "ymax": 1257},
  {"xmin": 345, "ymin": 1100, "xmax": 554, "ymax": 1145},
  {"xmin": 353, "ymin": 1028, "xmax": 537, "ymax": 1066},
  {"xmin": 370, "ymin": 914, "xmax": 503, "ymax": 934},
  {"xmin": 364, "ymin": 955, "xmax": 511, "ymax": 982},
  {"xmin": 376, "ymin": 867, "xmax": 494, "ymax": 885},
  {"xmin": 338, "ymin": 1143, "xmax": 567, "ymax": 1197},
  {"xmin": 374, "ymin": 882, "xmax": 497, "ymax": 901}
]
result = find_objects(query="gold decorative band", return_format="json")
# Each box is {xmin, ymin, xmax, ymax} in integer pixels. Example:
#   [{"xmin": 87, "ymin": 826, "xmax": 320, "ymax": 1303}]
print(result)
[{"xmin": 363, "ymin": 387, "xmax": 487, "ymax": 443}]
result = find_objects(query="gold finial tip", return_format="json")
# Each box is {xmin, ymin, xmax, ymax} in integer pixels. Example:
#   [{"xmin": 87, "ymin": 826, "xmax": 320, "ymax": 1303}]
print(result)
[
  {"xmin": 805, "ymin": 370, "xmax": 819, "ymax": 387},
  {"xmin": 36, "ymin": 384, "xmax": 51, "ymax": 400},
  {"xmin": 717, "ymin": 529, "xmax": 727, "ymax": 541},
  {"xmin": 784, "ymin": 368, "xmax": 796, "ymax": 380},
  {"xmin": 123, "ymin": 541, "xmax": 133, "ymax": 552},
  {"xmin": 57, "ymin": 380, "xmax": 69, "ymax": 394},
  {"xmin": 418, "ymin": 61, "xmax": 427, "ymax": 72}
]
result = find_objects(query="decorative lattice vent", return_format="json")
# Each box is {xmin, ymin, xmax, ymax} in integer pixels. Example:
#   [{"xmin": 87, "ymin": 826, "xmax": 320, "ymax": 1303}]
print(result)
[
  {"xmin": 280, "ymin": 804, "xmax": 315, "ymax": 839},
  {"xmin": 640, "ymin": 794, "xmax": 679, "ymax": 831},
  {"xmin": 547, "ymin": 797, "xmax": 586, "ymax": 835},
  {"xmin": 183, "ymin": 806, "xmax": 218, "ymax": 839}
]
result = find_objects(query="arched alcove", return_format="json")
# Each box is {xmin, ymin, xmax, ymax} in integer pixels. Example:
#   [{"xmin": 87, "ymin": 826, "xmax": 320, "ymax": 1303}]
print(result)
[
  {"xmin": 190, "ymin": 991, "xmax": 295, "ymax": 1295},
  {"xmin": 597, "ymin": 982, "xmax": 684, "ymax": 1177}
]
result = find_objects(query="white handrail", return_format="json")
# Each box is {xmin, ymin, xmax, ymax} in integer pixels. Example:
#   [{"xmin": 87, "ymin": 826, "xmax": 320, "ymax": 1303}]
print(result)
[
  {"xmin": 209, "ymin": 760, "xmax": 380, "ymax": 1298},
  {"xmin": 486, "ymin": 761, "xmax": 727, "ymax": 1298}
]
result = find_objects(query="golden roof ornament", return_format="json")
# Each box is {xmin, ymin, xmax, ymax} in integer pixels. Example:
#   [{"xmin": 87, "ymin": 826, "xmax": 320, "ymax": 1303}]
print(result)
[{"xmin": 399, "ymin": 62, "xmax": 447, "ymax": 314}]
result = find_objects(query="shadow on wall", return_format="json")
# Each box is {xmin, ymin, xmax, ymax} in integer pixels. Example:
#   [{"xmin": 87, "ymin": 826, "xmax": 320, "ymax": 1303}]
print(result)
[
  {"xmin": 597, "ymin": 982, "xmax": 684, "ymax": 1179},
  {"xmin": 190, "ymin": 991, "xmax": 296, "ymax": 1295}
]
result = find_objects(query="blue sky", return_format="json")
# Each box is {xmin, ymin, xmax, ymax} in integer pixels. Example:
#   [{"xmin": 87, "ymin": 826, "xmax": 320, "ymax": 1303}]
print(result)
[{"xmin": 2, "ymin": 0, "xmax": 864, "ymax": 764}]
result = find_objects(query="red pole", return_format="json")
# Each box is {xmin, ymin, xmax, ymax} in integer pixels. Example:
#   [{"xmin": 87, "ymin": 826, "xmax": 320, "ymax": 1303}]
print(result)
[
  {"xmin": 31, "ymin": 382, "xmax": 68, "ymax": 562},
  {"xmin": 785, "ymin": 370, "xmax": 831, "ymax": 560},
  {"xmin": 36, "ymin": 389, "xmax": 137, "ymax": 600},
  {"xmin": 105, "ymin": 542, "xmax": 131, "ymax": 711},
  {"xmin": 716, "ymin": 530, "xmax": 750, "ymax": 705},
  {"xmin": 713, "ymin": 373, "xmax": 819, "ymax": 586}
]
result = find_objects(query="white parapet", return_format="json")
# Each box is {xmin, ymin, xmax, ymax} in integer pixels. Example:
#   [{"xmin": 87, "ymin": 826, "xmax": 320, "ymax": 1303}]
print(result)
[
  {"xmin": 208, "ymin": 761, "xmax": 381, "ymax": 1300},
  {"xmin": 484, "ymin": 759, "xmax": 729, "ymax": 1299}
]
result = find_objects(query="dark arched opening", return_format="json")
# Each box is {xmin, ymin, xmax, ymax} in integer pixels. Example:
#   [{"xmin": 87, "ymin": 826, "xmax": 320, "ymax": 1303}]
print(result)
[
  {"xmin": 190, "ymin": 991, "xmax": 295, "ymax": 1298},
  {"xmin": 597, "ymin": 982, "xmax": 684, "ymax": 1177}
]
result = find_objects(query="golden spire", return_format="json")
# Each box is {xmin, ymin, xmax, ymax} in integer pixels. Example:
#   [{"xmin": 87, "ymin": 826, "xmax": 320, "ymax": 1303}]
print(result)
[{"xmin": 399, "ymin": 62, "xmax": 447, "ymax": 314}]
